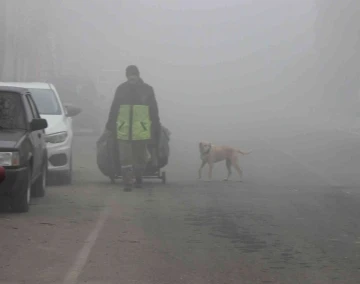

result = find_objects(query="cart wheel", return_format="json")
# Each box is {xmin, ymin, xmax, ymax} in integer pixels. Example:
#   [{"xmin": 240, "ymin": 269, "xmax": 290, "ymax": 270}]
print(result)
[{"xmin": 161, "ymin": 171, "xmax": 166, "ymax": 184}]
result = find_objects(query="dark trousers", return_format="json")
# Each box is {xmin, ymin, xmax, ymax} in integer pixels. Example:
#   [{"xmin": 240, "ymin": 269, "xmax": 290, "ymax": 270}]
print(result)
[{"xmin": 118, "ymin": 140, "xmax": 150, "ymax": 184}]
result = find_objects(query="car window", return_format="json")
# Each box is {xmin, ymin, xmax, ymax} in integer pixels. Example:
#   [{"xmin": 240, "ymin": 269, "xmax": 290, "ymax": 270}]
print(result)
[
  {"xmin": 26, "ymin": 95, "xmax": 41, "ymax": 119},
  {"xmin": 29, "ymin": 88, "xmax": 62, "ymax": 115},
  {"xmin": 25, "ymin": 95, "xmax": 36, "ymax": 120},
  {"xmin": 0, "ymin": 91, "xmax": 26, "ymax": 129}
]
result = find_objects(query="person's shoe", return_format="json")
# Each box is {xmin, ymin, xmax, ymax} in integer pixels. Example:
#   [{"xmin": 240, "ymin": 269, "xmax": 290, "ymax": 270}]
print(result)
[
  {"xmin": 122, "ymin": 166, "xmax": 134, "ymax": 192},
  {"xmin": 135, "ymin": 177, "xmax": 143, "ymax": 188},
  {"xmin": 123, "ymin": 177, "xmax": 133, "ymax": 191},
  {"xmin": 124, "ymin": 184, "xmax": 133, "ymax": 192}
]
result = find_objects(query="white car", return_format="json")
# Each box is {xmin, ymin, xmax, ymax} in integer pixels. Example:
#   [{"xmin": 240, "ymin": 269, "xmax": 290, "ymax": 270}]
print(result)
[{"xmin": 0, "ymin": 82, "xmax": 81, "ymax": 184}]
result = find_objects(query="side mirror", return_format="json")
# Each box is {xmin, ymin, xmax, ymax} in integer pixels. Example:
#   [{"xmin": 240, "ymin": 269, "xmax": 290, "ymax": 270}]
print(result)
[
  {"xmin": 30, "ymin": 118, "xmax": 48, "ymax": 131},
  {"xmin": 64, "ymin": 104, "xmax": 82, "ymax": 117}
]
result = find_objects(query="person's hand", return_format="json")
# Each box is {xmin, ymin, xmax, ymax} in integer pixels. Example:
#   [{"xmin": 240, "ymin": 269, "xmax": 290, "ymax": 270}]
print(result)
[
  {"xmin": 104, "ymin": 129, "xmax": 112, "ymax": 136},
  {"xmin": 98, "ymin": 129, "xmax": 112, "ymax": 144}
]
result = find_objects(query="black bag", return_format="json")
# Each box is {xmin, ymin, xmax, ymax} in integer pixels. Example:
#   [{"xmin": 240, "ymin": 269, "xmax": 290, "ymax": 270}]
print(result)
[
  {"xmin": 157, "ymin": 125, "xmax": 171, "ymax": 168},
  {"xmin": 97, "ymin": 126, "xmax": 171, "ymax": 176},
  {"xmin": 96, "ymin": 131, "xmax": 118, "ymax": 178}
]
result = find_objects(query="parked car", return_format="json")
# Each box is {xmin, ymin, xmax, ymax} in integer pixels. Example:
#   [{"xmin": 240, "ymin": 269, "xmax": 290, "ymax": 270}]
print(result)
[
  {"xmin": 0, "ymin": 86, "xmax": 48, "ymax": 212},
  {"xmin": 0, "ymin": 82, "xmax": 81, "ymax": 184}
]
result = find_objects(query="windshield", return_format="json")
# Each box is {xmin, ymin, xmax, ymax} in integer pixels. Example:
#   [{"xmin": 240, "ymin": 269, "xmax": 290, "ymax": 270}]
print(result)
[
  {"xmin": 0, "ymin": 92, "xmax": 26, "ymax": 129},
  {"xmin": 30, "ymin": 88, "xmax": 62, "ymax": 115}
]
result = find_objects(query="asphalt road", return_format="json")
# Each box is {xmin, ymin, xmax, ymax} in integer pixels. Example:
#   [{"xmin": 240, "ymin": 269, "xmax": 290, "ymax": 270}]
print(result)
[{"xmin": 1, "ymin": 121, "xmax": 360, "ymax": 284}]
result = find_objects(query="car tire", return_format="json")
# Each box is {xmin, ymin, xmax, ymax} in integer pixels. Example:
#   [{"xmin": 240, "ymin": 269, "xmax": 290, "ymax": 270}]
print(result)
[
  {"xmin": 161, "ymin": 171, "xmax": 167, "ymax": 184},
  {"xmin": 32, "ymin": 161, "xmax": 47, "ymax": 198},
  {"xmin": 11, "ymin": 167, "xmax": 31, "ymax": 213}
]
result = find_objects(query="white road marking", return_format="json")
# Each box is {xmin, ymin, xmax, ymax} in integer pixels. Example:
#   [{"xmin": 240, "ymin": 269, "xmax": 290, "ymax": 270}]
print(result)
[{"xmin": 63, "ymin": 196, "xmax": 114, "ymax": 284}]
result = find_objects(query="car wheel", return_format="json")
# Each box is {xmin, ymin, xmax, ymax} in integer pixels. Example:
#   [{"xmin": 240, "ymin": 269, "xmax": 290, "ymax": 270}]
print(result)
[
  {"xmin": 32, "ymin": 161, "xmax": 47, "ymax": 198},
  {"xmin": 11, "ymin": 167, "xmax": 31, "ymax": 213},
  {"xmin": 161, "ymin": 171, "xmax": 167, "ymax": 184}
]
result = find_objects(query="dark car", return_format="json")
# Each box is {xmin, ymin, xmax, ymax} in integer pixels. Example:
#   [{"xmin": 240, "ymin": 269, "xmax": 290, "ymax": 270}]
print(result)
[{"xmin": 0, "ymin": 86, "xmax": 48, "ymax": 212}]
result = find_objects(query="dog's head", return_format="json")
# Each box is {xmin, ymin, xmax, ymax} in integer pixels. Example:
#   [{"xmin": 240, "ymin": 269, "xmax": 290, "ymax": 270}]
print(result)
[{"xmin": 199, "ymin": 141, "xmax": 212, "ymax": 154}]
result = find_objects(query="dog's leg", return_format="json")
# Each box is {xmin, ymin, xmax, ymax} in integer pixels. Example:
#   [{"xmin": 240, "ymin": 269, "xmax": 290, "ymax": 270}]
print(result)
[
  {"xmin": 198, "ymin": 160, "xmax": 206, "ymax": 179},
  {"xmin": 232, "ymin": 158, "xmax": 243, "ymax": 182},
  {"xmin": 223, "ymin": 158, "xmax": 232, "ymax": 181},
  {"xmin": 208, "ymin": 161, "xmax": 214, "ymax": 181}
]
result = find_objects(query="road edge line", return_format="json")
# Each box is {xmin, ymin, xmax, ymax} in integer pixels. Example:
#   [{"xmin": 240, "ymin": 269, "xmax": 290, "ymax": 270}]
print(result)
[{"xmin": 62, "ymin": 195, "xmax": 114, "ymax": 284}]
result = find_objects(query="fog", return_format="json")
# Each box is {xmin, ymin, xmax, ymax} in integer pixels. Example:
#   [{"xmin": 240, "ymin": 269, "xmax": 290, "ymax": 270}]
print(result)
[
  {"xmin": 93, "ymin": 0, "xmax": 317, "ymax": 134},
  {"xmin": 3, "ymin": 3, "xmax": 360, "ymax": 281},
  {"xmin": 1, "ymin": 0, "xmax": 360, "ymax": 183}
]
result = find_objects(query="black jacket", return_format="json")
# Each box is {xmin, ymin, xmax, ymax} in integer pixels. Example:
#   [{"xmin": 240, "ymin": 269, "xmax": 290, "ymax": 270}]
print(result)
[{"xmin": 105, "ymin": 78, "xmax": 161, "ymax": 143}]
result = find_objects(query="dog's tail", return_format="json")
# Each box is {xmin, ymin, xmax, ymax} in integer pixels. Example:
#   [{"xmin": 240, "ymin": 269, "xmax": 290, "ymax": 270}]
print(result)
[{"xmin": 237, "ymin": 149, "xmax": 252, "ymax": 155}]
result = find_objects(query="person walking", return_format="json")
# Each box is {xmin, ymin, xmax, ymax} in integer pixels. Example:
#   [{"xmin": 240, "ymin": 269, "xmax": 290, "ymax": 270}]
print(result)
[{"xmin": 105, "ymin": 65, "xmax": 161, "ymax": 191}]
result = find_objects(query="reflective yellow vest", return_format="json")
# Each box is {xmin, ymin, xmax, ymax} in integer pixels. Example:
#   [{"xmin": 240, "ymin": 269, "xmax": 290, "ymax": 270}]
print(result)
[{"xmin": 116, "ymin": 104, "xmax": 152, "ymax": 140}]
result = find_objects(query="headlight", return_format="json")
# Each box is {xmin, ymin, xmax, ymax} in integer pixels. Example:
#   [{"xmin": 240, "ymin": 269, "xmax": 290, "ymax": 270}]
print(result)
[
  {"xmin": 46, "ymin": 131, "xmax": 68, "ymax": 144},
  {"xmin": 0, "ymin": 152, "xmax": 20, "ymax": 166}
]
